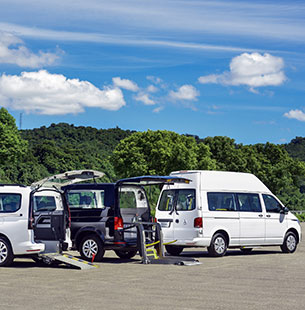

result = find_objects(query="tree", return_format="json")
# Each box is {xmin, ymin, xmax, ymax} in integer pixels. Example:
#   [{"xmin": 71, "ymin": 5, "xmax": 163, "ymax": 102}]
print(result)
[
  {"xmin": 0, "ymin": 108, "xmax": 27, "ymax": 165},
  {"xmin": 112, "ymin": 130, "xmax": 216, "ymax": 178}
]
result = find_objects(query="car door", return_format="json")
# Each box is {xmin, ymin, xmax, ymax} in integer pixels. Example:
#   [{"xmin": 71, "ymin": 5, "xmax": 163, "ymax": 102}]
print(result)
[
  {"xmin": 32, "ymin": 189, "xmax": 69, "ymax": 252},
  {"xmin": 262, "ymin": 194, "xmax": 288, "ymax": 244},
  {"xmin": 237, "ymin": 193, "xmax": 265, "ymax": 246},
  {"xmin": 0, "ymin": 190, "xmax": 30, "ymax": 254},
  {"xmin": 171, "ymin": 189, "xmax": 199, "ymax": 243}
]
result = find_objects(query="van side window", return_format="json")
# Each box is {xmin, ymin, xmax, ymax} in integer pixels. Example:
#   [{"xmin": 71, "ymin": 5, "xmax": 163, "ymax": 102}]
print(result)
[
  {"xmin": 176, "ymin": 189, "xmax": 195, "ymax": 211},
  {"xmin": 236, "ymin": 193, "xmax": 262, "ymax": 212},
  {"xmin": 0, "ymin": 194, "xmax": 21, "ymax": 213},
  {"xmin": 263, "ymin": 194, "xmax": 282, "ymax": 213},
  {"xmin": 207, "ymin": 193, "xmax": 236, "ymax": 211},
  {"xmin": 158, "ymin": 190, "xmax": 175, "ymax": 211}
]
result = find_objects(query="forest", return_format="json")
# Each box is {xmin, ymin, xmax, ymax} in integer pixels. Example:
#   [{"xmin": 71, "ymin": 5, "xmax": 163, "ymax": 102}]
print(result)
[{"xmin": 0, "ymin": 107, "xmax": 305, "ymax": 217}]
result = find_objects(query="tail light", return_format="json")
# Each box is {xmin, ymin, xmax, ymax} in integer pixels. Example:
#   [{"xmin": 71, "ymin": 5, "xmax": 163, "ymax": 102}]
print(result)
[
  {"xmin": 114, "ymin": 216, "xmax": 124, "ymax": 230},
  {"xmin": 194, "ymin": 217, "xmax": 202, "ymax": 228},
  {"xmin": 28, "ymin": 215, "xmax": 34, "ymax": 230}
]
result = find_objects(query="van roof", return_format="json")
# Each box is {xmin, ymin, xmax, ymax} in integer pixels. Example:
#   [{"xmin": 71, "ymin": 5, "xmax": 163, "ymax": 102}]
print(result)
[{"xmin": 170, "ymin": 170, "xmax": 271, "ymax": 193}]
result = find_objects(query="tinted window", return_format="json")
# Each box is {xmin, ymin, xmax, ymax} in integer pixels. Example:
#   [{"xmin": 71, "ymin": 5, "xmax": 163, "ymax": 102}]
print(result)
[
  {"xmin": 263, "ymin": 194, "xmax": 282, "ymax": 213},
  {"xmin": 176, "ymin": 189, "xmax": 195, "ymax": 211},
  {"xmin": 119, "ymin": 191, "xmax": 137, "ymax": 209},
  {"xmin": 158, "ymin": 190, "xmax": 175, "ymax": 211},
  {"xmin": 0, "ymin": 194, "xmax": 21, "ymax": 213},
  {"xmin": 207, "ymin": 193, "xmax": 236, "ymax": 211},
  {"xmin": 236, "ymin": 193, "xmax": 262, "ymax": 212},
  {"xmin": 34, "ymin": 196, "xmax": 56, "ymax": 212},
  {"xmin": 67, "ymin": 190, "xmax": 105, "ymax": 209}
]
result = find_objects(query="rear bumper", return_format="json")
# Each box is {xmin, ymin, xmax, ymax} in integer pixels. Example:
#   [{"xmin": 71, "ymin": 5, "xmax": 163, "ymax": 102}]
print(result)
[
  {"xmin": 13, "ymin": 241, "xmax": 45, "ymax": 255},
  {"xmin": 164, "ymin": 237, "xmax": 211, "ymax": 247}
]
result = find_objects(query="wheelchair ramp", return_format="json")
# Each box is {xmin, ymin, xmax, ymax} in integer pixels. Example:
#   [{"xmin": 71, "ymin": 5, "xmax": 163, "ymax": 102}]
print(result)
[{"xmin": 39, "ymin": 253, "xmax": 99, "ymax": 270}]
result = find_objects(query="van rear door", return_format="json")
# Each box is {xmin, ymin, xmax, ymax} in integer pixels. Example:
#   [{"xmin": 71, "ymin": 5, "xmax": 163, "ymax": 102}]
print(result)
[
  {"xmin": 116, "ymin": 176, "xmax": 191, "ymax": 242},
  {"xmin": 32, "ymin": 189, "xmax": 69, "ymax": 253}
]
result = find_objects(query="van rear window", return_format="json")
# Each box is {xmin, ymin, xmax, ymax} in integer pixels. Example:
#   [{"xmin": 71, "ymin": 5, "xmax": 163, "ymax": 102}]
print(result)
[
  {"xmin": 158, "ymin": 189, "xmax": 195, "ymax": 211},
  {"xmin": 0, "ymin": 194, "xmax": 21, "ymax": 213}
]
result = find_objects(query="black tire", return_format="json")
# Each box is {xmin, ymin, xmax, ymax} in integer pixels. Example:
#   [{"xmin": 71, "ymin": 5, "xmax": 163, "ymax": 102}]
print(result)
[
  {"xmin": 165, "ymin": 245, "xmax": 184, "ymax": 256},
  {"xmin": 240, "ymin": 248, "xmax": 253, "ymax": 254},
  {"xmin": 115, "ymin": 249, "xmax": 138, "ymax": 259},
  {"xmin": 207, "ymin": 233, "xmax": 228, "ymax": 257},
  {"xmin": 79, "ymin": 234, "xmax": 105, "ymax": 262},
  {"xmin": 0, "ymin": 237, "xmax": 14, "ymax": 267},
  {"xmin": 281, "ymin": 231, "xmax": 298, "ymax": 253}
]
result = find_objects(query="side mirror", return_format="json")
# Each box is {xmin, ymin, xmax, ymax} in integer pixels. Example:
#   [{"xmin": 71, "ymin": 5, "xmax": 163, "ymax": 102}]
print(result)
[{"xmin": 280, "ymin": 207, "xmax": 289, "ymax": 215}]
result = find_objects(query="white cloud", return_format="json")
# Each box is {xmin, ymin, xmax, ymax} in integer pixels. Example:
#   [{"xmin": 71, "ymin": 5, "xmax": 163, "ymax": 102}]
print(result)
[
  {"xmin": 284, "ymin": 109, "xmax": 305, "ymax": 122},
  {"xmin": 0, "ymin": 70, "xmax": 125, "ymax": 115},
  {"xmin": 0, "ymin": 31, "xmax": 59, "ymax": 68},
  {"xmin": 112, "ymin": 77, "xmax": 139, "ymax": 92},
  {"xmin": 169, "ymin": 84, "xmax": 200, "ymax": 101},
  {"xmin": 198, "ymin": 74, "xmax": 219, "ymax": 84},
  {"xmin": 147, "ymin": 85, "xmax": 158, "ymax": 93},
  {"xmin": 198, "ymin": 53, "xmax": 286, "ymax": 89},
  {"xmin": 134, "ymin": 93, "xmax": 155, "ymax": 105},
  {"xmin": 146, "ymin": 76, "xmax": 162, "ymax": 84},
  {"xmin": 153, "ymin": 106, "xmax": 164, "ymax": 113}
]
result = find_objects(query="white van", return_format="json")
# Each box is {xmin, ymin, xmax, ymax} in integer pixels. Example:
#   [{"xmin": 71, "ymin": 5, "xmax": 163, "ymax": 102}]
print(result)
[
  {"xmin": 155, "ymin": 170, "xmax": 302, "ymax": 256},
  {"xmin": 0, "ymin": 185, "xmax": 70, "ymax": 266}
]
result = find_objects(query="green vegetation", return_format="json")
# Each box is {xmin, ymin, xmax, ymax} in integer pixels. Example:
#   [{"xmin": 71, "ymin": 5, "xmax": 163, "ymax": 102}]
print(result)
[{"xmin": 0, "ymin": 108, "xmax": 304, "ymax": 216}]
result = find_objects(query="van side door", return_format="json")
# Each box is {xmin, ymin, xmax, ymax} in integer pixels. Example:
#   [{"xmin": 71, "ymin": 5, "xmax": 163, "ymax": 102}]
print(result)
[
  {"xmin": 238, "ymin": 193, "xmax": 265, "ymax": 246},
  {"xmin": 262, "ymin": 194, "xmax": 288, "ymax": 245},
  {"xmin": 0, "ymin": 192, "xmax": 29, "ymax": 254},
  {"xmin": 206, "ymin": 192, "xmax": 240, "ymax": 246}
]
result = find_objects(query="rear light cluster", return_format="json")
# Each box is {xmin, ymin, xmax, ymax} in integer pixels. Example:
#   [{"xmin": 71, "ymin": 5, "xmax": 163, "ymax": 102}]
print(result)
[
  {"xmin": 194, "ymin": 217, "xmax": 202, "ymax": 228},
  {"xmin": 114, "ymin": 216, "xmax": 124, "ymax": 230}
]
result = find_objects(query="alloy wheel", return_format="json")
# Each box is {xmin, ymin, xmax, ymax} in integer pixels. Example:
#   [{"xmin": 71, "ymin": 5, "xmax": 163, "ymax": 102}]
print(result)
[
  {"xmin": 82, "ymin": 239, "xmax": 98, "ymax": 258},
  {"xmin": 0, "ymin": 241, "xmax": 8, "ymax": 263}
]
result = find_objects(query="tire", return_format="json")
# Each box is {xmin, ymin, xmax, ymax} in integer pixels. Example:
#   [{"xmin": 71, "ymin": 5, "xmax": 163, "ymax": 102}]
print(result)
[
  {"xmin": 281, "ymin": 232, "xmax": 298, "ymax": 253},
  {"xmin": 240, "ymin": 248, "xmax": 253, "ymax": 254},
  {"xmin": 165, "ymin": 245, "xmax": 184, "ymax": 256},
  {"xmin": 207, "ymin": 233, "xmax": 228, "ymax": 257},
  {"xmin": 0, "ymin": 237, "xmax": 14, "ymax": 267},
  {"xmin": 79, "ymin": 234, "xmax": 105, "ymax": 262},
  {"xmin": 115, "ymin": 249, "xmax": 138, "ymax": 259}
]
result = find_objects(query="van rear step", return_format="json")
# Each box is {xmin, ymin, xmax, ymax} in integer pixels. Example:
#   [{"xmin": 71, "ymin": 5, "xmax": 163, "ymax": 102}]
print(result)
[{"xmin": 38, "ymin": 253, "xmax": 99, "ymax": 270}]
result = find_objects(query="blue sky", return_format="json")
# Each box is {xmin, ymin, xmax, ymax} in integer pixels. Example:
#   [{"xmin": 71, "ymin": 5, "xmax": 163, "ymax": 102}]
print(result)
[{"xmin": 0, "ymin": 0, "xmax": 305, "ymax": 144}]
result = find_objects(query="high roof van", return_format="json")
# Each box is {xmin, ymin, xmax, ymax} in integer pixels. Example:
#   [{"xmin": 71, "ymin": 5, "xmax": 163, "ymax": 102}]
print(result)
[{"xmin": 155, "ymin": 170, "xmax": 302, "ymax": 256}]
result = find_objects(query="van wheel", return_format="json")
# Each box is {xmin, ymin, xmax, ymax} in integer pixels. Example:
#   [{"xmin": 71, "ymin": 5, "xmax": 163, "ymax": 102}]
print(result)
[
  {"xmin": 80, "ymin": 235, "xmax": 105, "ymax": 262},
  {"xmin": 115, "ymin": 250, "xmax": 138, "ymax": 259},
  {"xmin": 208, "ymin": 233, "xmax": 227, "ymax": 257},
  {"xmin": 165, "ymin": 245, "xmax": 184, "ymax": 256},
  {"xmin": 0, "ymin": 237, "xmax": 14, "ymax": 267},
  {"xmin": 281, "ymin": 232, "xmax": 297, "ymax": 253},
  {"xmin": 240, "ymin": 248, "xmax": 253, "ymax": 254}
]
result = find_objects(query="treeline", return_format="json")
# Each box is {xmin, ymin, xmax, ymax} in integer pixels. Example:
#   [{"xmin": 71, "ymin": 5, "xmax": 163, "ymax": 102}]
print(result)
[{"xmin": 0, "ymin": 107, "xmax": 305, "ymax": 211}]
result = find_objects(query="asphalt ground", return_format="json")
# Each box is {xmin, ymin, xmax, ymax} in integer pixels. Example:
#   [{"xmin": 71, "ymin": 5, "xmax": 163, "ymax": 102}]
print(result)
[{"xmin": 1, "ymin": 223, "xmax": 304, "ymax": 310}]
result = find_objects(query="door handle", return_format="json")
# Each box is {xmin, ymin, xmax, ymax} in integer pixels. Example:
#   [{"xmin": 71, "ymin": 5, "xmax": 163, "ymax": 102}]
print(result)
[
  {"xmin": 266, "ymin": 214, "xmax": 271, "ymax": 218},
  {"xmin": 258, "ymin": 214, "xmax": 263, "ymax": 217}
]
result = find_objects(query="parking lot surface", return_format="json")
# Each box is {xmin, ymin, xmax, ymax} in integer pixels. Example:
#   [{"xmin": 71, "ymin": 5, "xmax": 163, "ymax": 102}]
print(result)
[{"xmin": 1, "ymin": 223, "xmax": 304, "ymax": 310}]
